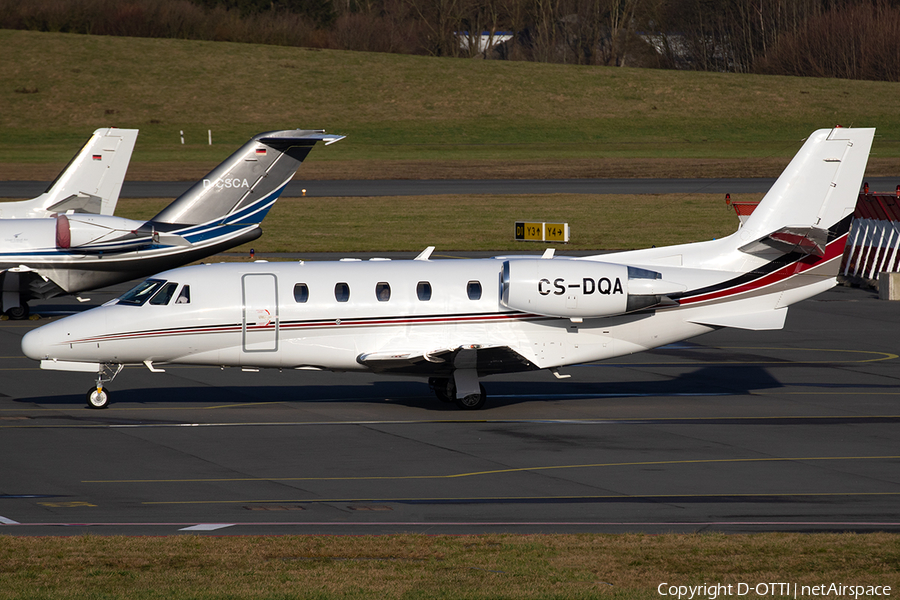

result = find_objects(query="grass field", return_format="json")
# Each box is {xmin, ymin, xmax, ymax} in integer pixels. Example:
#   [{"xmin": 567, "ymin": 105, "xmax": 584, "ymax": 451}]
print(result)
[
  {"xmin": 2, "ymin": 29, "xmax": 900, "ymax": 180},
  {"xmin": 109, "ymin": 193, "xmax": 748, "ymax": 253},
  {"xmin": 1, "ymin": 533, "xmax": 897, "ymax": 599}
]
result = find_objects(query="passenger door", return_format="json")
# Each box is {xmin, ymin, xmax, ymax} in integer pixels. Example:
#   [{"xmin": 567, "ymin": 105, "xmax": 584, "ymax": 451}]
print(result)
[{"xmin": 242, "ymin": 273, "xmax": 278, "ymax": 352}]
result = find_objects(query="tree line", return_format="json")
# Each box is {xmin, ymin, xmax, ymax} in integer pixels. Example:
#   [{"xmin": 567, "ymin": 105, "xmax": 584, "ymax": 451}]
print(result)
[{"xmin": 4, "ymin": 0, "xmax": 900, "ymax": 81}]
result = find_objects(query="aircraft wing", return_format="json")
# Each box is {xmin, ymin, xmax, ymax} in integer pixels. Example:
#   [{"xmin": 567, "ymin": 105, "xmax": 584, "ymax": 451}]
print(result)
[
  {"xmin": 357, "ymin": 345, "xmax": 538, "ymax": 376},
  {"xmin": 686, "ymin": 307, "xmax": 788, "ymax": 331}
]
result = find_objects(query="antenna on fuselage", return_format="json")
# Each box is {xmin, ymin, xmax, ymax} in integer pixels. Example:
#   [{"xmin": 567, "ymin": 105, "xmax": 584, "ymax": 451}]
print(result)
[{"xmin": 414, "ymin": 246, "xmax": 435, "ymax": 261}]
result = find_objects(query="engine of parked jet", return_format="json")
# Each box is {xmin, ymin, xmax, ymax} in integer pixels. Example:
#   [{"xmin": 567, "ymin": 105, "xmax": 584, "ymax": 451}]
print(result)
[
  {"xmin": 0, "ymin": 215, "xmax": 151, "ymax": 251},
  {"xmin": 500, "ymin": 259, "xmax": 685, "ymax": 318},
  {"xmin": 55, "ymin": 214, "xmax": 151, "ymax": 249}
]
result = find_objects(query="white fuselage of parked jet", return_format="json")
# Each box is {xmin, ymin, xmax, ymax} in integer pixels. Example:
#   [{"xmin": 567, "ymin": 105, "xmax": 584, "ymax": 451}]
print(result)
[
  {"xmin": 0, "ymin": 129, "xmax": 341, "ymax": 318},
  {"xmin": 23, "ymin": 231, "xmax": 842, "ymax": 387},
  {"xmin": 20, "ymin": 255, "xmax": 757, "ymax": 370}
]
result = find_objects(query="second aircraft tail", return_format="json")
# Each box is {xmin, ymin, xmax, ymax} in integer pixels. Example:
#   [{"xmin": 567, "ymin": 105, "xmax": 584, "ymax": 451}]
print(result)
[
  {"xmin": 150, "ymin": 130, "xmax": 344, "ymax": 226},
  {"xmin": 10, "ymin": 128, "xmax": 138, "ymax": 218}
]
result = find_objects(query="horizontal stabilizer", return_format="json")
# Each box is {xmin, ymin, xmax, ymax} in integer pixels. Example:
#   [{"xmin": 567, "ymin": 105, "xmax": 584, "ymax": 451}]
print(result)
[
  {"xmin": 739, "ymin": 226, "xmax": 828, "ymax": 257},
  {"xmin": 687, "ymin": 307, "xmax": 787, "ymax": 331},
  {"xmin": 46, "ymin": 193, "xmax": 103, "ymax": 215},
  {"xmin": 155, "ymin": 232, "xmax": 192, "ymax": 247},
  {"xmin": 258, "ymin": 132, "xmax": 345, "ymax": 146}
]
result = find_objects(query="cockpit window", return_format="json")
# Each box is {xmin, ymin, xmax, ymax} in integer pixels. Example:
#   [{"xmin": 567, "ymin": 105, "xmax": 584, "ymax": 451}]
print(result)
[
  {"xmin": 175, "ymin": 285, "xmax": 191, "ymax": 304},
  {"xmin": 149, "ymin": 282, "xmax": 179, "ymax": 305},
  {"xmin": 118, "ymin": 279, "xmax": 166, "ymax": 306}
]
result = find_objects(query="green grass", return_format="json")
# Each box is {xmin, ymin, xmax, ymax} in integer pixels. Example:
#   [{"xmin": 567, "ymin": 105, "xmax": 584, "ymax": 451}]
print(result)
[
  {"xmin": 112, "ymin": 193, "xmax": 750, "ymax": 252},
  {"xmin": 0, "ymin": 533, "xmax": 897, "ymax": 599},
  {"xmin": 3, "ymin": 28, "xmax": 900, "ymax": 170}
]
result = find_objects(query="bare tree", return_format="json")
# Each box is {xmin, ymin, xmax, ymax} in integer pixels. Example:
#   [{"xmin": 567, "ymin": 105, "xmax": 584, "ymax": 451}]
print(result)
[
  {"xmin": 528, "ymin": 0, "xmax": 562, "ymax": 62},
  {"xmin": 404, "ymin": 0, "xmax": 464, "ymax": 56},
  {"xmin": 457, "ymin": 0, "xmax": 504, "ymax": 58},
  {"xmin": 604, "ymin": 0, "xmax": 641, "ymax": 66}
]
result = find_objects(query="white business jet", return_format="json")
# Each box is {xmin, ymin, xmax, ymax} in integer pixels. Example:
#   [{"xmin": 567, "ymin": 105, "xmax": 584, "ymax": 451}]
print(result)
[
  {"xmin": 1, "ymin": 129, "xmax": 342, "ymax": 318},
  {"xmin": 22, "ymin": 127, "xmax": 873, "ymax": 410},
  {"xmin": 1, "ymin": 127, "xmax": 138, "ymax": 219}
]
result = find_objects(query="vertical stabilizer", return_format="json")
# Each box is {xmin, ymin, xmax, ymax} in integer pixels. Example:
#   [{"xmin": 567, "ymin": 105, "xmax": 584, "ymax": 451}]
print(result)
[
  {"xmin": 738, "ymin": 127, "xmax": 874, "ymax": 245},
  {"xmin": 38, "ymin": 128, "xmax": 139, "ymax": 216},
  {"xmin": 151, "ymin": 130, "xmax": 344, "ymax": 225}
]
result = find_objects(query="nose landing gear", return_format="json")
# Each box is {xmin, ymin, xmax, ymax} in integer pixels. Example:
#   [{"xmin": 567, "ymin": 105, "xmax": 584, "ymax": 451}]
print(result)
[
  {"xmin": 86, "ymin": 386, "xmax": 110, "ymax": 409},
  {"xmin": 85, "ymin": 363, "xmax": 123, "ymax": 409}
]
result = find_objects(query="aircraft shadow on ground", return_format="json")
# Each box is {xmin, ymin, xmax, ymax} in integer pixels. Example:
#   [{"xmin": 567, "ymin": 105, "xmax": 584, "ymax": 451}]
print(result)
[{"xmin": 18, "ymin": 362, "xmax": 889, "ymax": 411}]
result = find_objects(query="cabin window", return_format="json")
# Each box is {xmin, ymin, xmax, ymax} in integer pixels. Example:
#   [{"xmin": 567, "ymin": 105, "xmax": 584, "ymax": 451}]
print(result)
[
  {"xmin": 293, "ymin": 283, "xmax": 309, "ymax": 303},
  {"xmin": 467, "ymin": 280, "xmax": 482, "ymax": 301},
  {"xmin": 149, "ymin": 282, "xmax": 179, "ymax": 306},
  {"xmin": 118, "ymin": 279, "xmax": 165, "ymax": 306},
  {"xmin": 175, "ymin": 285, "xmax": 191, "ymax": 304},
  {"xmin": 375, "ymin": 282, "xmax": 391, "ymax": 302},
  {"xmin": 416, "ymin": 281, "xmax": 432, "ymax": 301},
  {"xmin": 334, "ymin": 282, "xmax": 350, "ymax": 303}
]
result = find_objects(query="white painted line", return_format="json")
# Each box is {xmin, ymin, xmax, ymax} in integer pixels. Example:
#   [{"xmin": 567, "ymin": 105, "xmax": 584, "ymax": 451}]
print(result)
[
  {"xmin": 0, "ymin": 515, "xmax": 20, "ymax": 525},
  {"xmin": 178, "ymin": 523, "xmax": 235, "ymax": 531}
]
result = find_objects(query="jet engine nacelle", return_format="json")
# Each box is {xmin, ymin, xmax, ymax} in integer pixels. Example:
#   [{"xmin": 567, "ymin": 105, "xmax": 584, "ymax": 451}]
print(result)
[
  {"xmin": 500, "ymin": 259, "xmax": 685, "ymax": 318},
  {"xmin": 55, "ymin": 214, "xmax": 149, "ymax": 249},
  {"xmin": 0, "ymin": 215, "xmax": 152, "ymax": 251}
]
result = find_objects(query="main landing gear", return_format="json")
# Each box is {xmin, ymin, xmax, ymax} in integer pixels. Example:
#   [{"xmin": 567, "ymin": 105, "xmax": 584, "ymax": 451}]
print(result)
[
  {"xmin": 429, "ymin": 376, "xmax": 487, "ymax": 410},
  {"xmin": 4, "ymin": 302, "xmax": 29, "ymax": 320},
  {"xmin": 86, "ymin": 363, "xmax": 123, "ymax": 409}
]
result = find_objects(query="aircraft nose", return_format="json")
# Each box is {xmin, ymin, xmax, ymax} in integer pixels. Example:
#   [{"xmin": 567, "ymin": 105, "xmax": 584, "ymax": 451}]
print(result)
[{"xmin": 21, "ymin": 322, "xmax": 57, "ymax": 361}]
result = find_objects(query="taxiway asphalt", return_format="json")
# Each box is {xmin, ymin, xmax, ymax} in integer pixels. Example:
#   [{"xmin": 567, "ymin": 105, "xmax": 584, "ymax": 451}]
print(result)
[
  {"xmin": 4, "ymin": 176, "xmax": 900, "ymax": 199},
  {"xmin": 1, "ymin": 271, "xmax": 898, "ymax": 535}
]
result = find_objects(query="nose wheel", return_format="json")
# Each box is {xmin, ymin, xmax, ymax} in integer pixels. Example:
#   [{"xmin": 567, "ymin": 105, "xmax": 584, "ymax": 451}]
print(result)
[
  {"xmin": 86, "ymin": 386, "xmax": 110, "ymax": 409},
  {"xmin": 85, "ymin": 363, "xmax": 123, "ymax": 409}
]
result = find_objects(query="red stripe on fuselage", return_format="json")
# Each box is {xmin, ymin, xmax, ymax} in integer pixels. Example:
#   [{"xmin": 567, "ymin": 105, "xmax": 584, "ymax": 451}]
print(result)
[
  {"xmin": 62, "ymin": 312, "xmax": 547, "ymax": 346},
  {"xmin": 679, "ymin": 233, "xmax": 847, "ymax": 306}
]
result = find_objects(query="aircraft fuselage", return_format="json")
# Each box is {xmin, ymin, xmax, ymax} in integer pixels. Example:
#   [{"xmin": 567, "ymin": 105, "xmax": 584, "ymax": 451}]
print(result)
[{"xmin": 24, "ymin": 257, "xmax": 748, "ymax": 375}]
